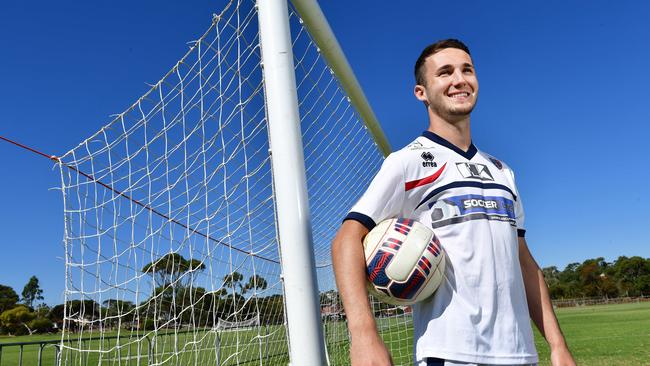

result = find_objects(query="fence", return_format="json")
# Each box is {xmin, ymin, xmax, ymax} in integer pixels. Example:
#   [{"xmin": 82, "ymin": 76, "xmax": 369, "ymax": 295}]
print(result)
[
  {"xmin": 0, "ymin": 326, "xmax": 287, "ymax": 366},
  {"xmin": 552, "ymin": 295, "xmax": 650, "ymax": 308}
]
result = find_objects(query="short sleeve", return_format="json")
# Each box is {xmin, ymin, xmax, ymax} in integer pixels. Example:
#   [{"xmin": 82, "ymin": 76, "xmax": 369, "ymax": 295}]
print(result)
[
  {"xmin": 344, "ymin": 153, "xmax": 405, "ymax": 231},
  {"xmin": 508, "ymin": 169, "xmax": 526, "ymax": 237}
]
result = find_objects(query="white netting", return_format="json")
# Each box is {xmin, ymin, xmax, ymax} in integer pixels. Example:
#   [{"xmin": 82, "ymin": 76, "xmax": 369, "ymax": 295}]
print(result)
[
  {"xmin": 215, "ymin": 314, "xmax": 260, "ymax": 331},
  {"xmin": 58, "ymin": 0, "xmax": 409, "ymax": 364}
]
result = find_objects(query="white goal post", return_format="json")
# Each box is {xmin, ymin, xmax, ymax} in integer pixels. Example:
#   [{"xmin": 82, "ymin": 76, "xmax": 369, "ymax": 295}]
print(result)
[
  {"xmin": 258, "ymin": 0, "xmax": 327, "ymax": 363},
  {"xmin": 57, "ymin": 0, "xmax": 399, "ymax": 365}
]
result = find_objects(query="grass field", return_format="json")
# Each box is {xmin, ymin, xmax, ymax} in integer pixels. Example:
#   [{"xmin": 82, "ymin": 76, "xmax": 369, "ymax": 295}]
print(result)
[
  {"xmin": 0, "ymin": 327, "xmax": 291, "ymax": 366},
  {"xmin": 1, "ymin": 302, "xmax": 649, "ymax": 365},
  {"xmin": 533, "ymin": 302, "xmax": 650, "ymax": 365}
]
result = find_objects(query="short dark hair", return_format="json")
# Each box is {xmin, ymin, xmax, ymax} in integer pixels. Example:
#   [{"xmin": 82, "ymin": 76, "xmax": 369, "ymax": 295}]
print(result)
[{"xmin": 414, "ymin": 39, "xmax": 472, "ymax": 86}]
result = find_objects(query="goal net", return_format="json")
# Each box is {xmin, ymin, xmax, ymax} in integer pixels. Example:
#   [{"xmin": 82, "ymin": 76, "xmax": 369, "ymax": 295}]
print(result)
[
  {"xmin": 58, "ymin": 0, "xmax": 410, "ymax": 364},
  {"xmin": 215, "ymin": 314, "xmax": 260, "ymax": 331}
]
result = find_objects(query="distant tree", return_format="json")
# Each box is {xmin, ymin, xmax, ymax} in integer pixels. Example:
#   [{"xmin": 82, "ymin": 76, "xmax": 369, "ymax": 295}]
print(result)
[
  {"xmin": 140, "ymin": 286, "xmax": 175, "ymax": 322},
  {"xmin": 0, "ymin": 285, "xmax": 19, "ymax": 314},
  {"xmin": 222, "ymin": 272, "xmax": 267, "ymax": 296},
  {"xmin": 102, "ymin": 299, "xmax": 136, "ymax": 328},
  {"xmin": 558, "ymin": 263, "xmax": 580, "ymax": 284},
  {"xmin": 557, "ymin": 262, "xmax": 582, "ymax": 298},
  {"xmin": 53, "ymin": 300, "xmax": 102, "ymax": 332},
  {"xmin": 542, "ymin": 266, "xmax": 560, "ymax": 286},
  {"xmin": 142, "ymin": 253, "xmax": 205, "ymax": 288},
  {"xmin": 65, "ymin": 300, "xmax": 101, "ymax": 319},
  {"xmin": 599, "ymin": 274, "xmax": 619, "ymax": 298},
  {"xmin": 222, "ymin": 272, "xmax": 245, "ymax": 294},
  {"xmin": 243, "ymin": 274, "xmax": 268, "ymax": 295},
  {"xmin": 575, "ymin": 257, "xmax": 618, "ymax": 297},
  {"xmin": 35, "ymin": 303, "xmax": 50, "ymax": 318},
  {"xmin": 548, "ymin": 283, "xmax": 572, "ymax": 299},
  {"xmin": 214, "ymin": 288, "xmax": 228, "ymax": 298},
  {"xmin": 612, "ymin": 256, "xmax": 650, "ymax": 296},
  {"xmin": 258, "ymin": 294, "xmax": 285, "ymax": 325},
  {"xmin": 319, "ymin": 290, "xmax": 340, "ymax": 306},
  {"xmin": 578, "ymin": 260, "xmax": 602, "ymax": 297},
  {"xmin": 176, "ymin": 286, "xmax": 218, "ymax": 325},
  {"xmin": 48, "ymin": 304, "xmax": 65, "ymax": 329},
  {"xmin": 27, "ymin": 317, "xmax": 54, "ymax": 334},
  {"xmin": 21, "ymin": 276, "xmax": 44, "ymax": 309},
  {"xmin": 102, "ymin": 299, "xmax": 135, "ymax": 316},
  {"xmin": 636, "ymin": 275, "xmax": 650, "ymax": 295}
]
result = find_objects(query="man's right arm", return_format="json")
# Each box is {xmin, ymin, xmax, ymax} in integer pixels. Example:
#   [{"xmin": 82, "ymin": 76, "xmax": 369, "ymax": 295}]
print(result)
[{"xmin": 332, "ymin": 219, "xmax": 393, "ymax": 366}]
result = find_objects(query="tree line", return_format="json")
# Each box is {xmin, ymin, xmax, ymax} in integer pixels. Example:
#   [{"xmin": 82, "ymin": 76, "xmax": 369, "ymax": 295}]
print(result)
[
  {"xmin": 0, "ymin": 254, "xmax": 283, "ymax": 336},
  {"xmin": 542, "ymin": 256, "xmax": 650, "ymax": 299},
  {"xmin": 0, "ymin": 276, "xmax": 50, "ymax": 335},
  {"xmin": 2, "ymin": 254, "xmax": 648, "ymax": 335}
]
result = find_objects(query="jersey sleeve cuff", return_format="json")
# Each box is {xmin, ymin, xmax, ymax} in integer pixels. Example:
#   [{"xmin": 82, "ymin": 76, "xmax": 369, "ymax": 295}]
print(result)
[
  {"xmin": 343, "ymin": 212, "xmax": 376, "ymax": 231},
  {"xmin": 517, "ymin": 229, "xmax": 526, "ymax": 238}
]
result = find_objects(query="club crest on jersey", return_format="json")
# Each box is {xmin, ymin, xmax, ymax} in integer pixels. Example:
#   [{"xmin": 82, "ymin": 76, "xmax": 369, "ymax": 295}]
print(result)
[
  {"xmin": 489, "ymin": 157, "xmax": 503, "ymax": 170},
  {"xmin": 420, "ymin": 152, "xmax": 437, "ymax": 167},
  {"xmin": 456, "ymin": 162, "xmax": 494, "ymax": 181}
]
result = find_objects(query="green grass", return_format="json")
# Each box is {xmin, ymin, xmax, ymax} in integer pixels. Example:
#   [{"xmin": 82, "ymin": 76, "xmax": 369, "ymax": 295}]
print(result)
[
  {"xmin": 329, "ymin": 302, "xmax": 650, "ymax": 365},
  {"xmin": 0, "ymin": 327, "xmax": 291, "ymax": 366},
  {"xmin": 534, "ymin": 302, "xmax": 650, "ymax": 366},
  {"xmin": 2, "ymin": 302, "xmax": 649, "ymax": 365}
]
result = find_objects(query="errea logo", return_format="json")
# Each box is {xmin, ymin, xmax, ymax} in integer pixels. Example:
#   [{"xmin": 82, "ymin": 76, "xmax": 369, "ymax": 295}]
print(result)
[{"xmin": 420, "ymin": 152, "xmax": 437, "ymax": 167}]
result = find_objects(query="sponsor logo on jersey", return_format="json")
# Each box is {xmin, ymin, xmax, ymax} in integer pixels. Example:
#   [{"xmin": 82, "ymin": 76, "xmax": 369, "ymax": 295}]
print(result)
[
  {"xmin": 461, "ymin": 197, "xmax": 507, "ymax": 211},
  {"xmin": 456, "ymin": 162, "xmax": 494, "ymax": 181},
  {"xmin": 429, "ymin": 194, "xmax": 516, "ymax": 228},
  {"xmin": 420, "ymin": 152, "xmax": 438, "ymax": 167}
]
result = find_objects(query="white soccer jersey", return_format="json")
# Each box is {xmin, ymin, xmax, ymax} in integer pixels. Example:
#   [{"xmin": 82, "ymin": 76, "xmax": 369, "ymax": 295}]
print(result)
[{"xmin": 345, "ymin": 131, "xmax": 538, "ymax": 365}]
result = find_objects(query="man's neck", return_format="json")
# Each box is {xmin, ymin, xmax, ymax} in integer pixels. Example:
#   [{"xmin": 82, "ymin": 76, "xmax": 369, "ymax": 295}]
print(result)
[{"xmin": 427, "ymin": 113, "xmax": 472, "ymax": 152}]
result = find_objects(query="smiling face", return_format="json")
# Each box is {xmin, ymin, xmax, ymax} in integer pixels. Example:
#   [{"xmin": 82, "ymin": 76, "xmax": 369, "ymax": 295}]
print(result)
[{"xmin": 414, "ymin": 48, "xmax": 479, "ymax": 122}]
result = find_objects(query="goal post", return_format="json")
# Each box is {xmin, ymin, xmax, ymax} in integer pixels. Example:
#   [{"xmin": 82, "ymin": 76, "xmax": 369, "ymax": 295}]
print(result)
[{"xmin": 258, "ymin": 0, "xmax": 326, "ymax": 364}]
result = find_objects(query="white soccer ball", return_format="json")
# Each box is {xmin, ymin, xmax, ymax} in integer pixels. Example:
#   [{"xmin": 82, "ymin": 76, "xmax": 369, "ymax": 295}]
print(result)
[{"xmin": 363, "ymin": 218, "xmax": 446, "ymax": 305}]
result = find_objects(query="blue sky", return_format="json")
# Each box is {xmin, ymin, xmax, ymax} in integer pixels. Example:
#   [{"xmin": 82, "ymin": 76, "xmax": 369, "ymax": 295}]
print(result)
[{"xmin": 1, "ymin": 0, "xmax": 649, "ymax": 305}]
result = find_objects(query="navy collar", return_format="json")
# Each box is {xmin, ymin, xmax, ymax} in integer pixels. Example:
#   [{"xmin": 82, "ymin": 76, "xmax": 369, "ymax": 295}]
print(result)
[{"xmin": 421, "ymin": 130, "xmax": 478, "ymax": 160}]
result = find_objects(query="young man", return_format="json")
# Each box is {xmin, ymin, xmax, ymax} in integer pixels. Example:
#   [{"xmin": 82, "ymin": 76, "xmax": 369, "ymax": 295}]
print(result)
[{"xmin": 332, "ymin": 39, "xmax": 576, "ymax": 366}]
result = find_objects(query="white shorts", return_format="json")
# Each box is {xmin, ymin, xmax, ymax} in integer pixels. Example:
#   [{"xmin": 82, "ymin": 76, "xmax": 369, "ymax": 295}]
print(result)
[{"xmin": 421, "ymin": 358, "xmax": 537, "ymax": 366}]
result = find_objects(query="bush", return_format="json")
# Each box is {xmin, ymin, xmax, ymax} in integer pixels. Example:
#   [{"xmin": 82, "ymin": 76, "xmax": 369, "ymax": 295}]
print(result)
[
  {"xmin": 141, "ymin": 318, "xmax": 156, "ymax": 330},
  {"xmin": 0, "ymin": 305, "xmax": 35, "ymax": 335},
  {"xmin": 27, "ymin": 317, "xmax": 54, "ymax": 334}
]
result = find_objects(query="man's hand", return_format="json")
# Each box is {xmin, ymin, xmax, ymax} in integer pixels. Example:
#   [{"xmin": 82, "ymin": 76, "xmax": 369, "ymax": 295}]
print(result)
[
  {"xmin": 350, "ymin": 333, "xmax": 393, "ymax": 366},
  {"xmin": 519, "ymin": 237, "xmax": 576, "ymax": 366},
  {"xmin": 333, "ymin": 220, "xmax": 393, "ymax": 365},
  {"xmin": 550, "ymin": 345, "xmax": 576, "ymax": 366}
]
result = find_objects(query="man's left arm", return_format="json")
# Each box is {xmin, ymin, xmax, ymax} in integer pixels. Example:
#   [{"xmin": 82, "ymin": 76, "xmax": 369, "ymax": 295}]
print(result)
[{"xmin": 518, "ymin": 237, "xmax": 576, "ymax": 366}]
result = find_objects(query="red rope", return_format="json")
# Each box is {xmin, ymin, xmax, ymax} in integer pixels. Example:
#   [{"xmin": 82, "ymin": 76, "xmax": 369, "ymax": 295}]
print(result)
[
  {"xmin": 1, "ymin": 134, "xmax": 279, "ymax": 264},
  {"xmin": 0, "ymin": 135, "xmax": 60, "ymax": 162}
]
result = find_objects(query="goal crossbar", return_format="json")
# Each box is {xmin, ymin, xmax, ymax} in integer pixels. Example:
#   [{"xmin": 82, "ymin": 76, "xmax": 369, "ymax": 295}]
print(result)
[{"xmin": 291, "ymin": 0, "xmax": 391, "ymax": 157}]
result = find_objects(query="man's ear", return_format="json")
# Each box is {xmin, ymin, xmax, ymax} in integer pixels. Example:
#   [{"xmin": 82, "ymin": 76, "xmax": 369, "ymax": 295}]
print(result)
[{"xmin": 414, "ymin": 84, "xmax": 428, "ymax": 104}]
